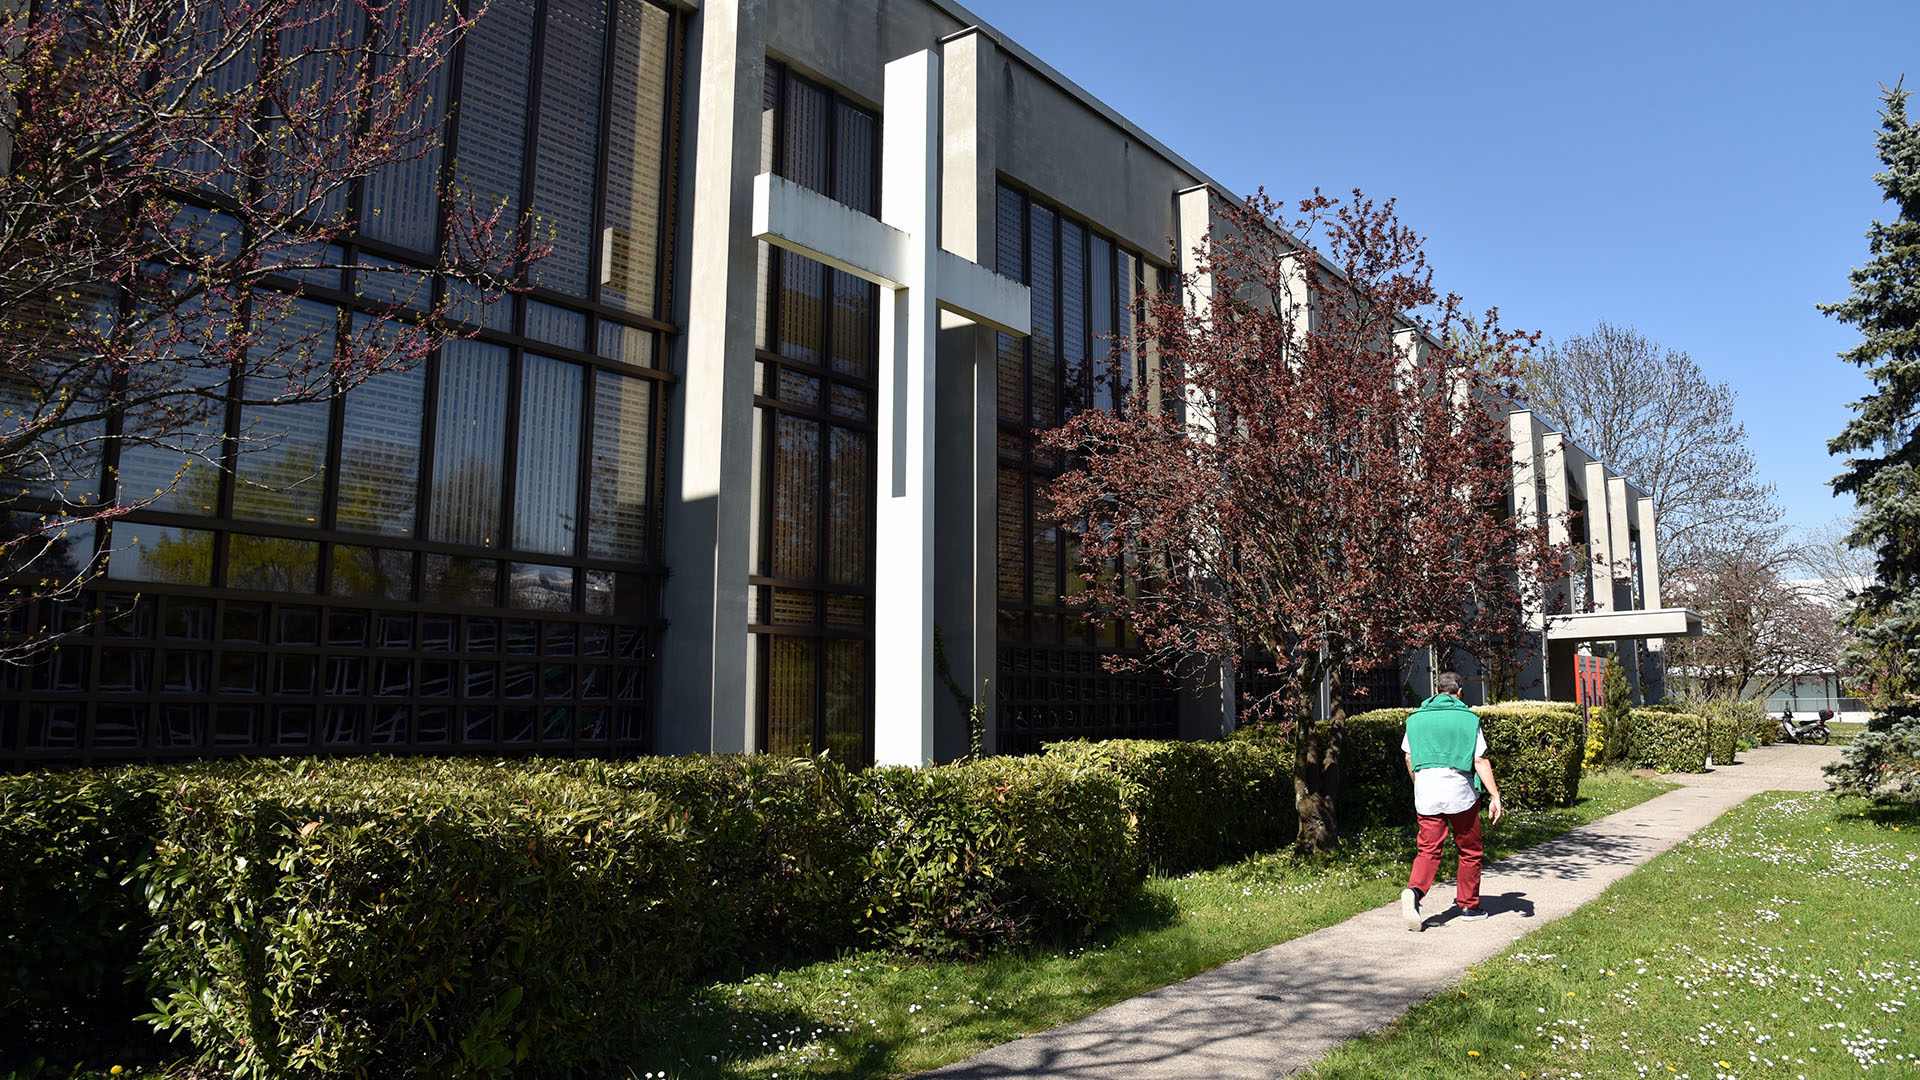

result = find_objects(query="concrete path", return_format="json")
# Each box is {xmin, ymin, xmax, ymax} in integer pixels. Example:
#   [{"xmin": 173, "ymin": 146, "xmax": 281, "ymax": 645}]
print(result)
[{"xmin": 923, "ymin": 742, "xmax": 1842, "ymax": 1080}]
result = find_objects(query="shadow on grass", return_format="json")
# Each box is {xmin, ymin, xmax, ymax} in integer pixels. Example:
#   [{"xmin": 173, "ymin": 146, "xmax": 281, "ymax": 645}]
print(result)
[{"xmin": 624, "ymin": 889, "xmax": 1186, "ymax": 1080}]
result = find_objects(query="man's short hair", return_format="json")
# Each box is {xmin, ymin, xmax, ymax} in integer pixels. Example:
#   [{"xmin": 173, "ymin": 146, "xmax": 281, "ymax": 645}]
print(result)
[{"xmin": 1437, "ymin": 671, "xmax": 1463, "ymax": 695}]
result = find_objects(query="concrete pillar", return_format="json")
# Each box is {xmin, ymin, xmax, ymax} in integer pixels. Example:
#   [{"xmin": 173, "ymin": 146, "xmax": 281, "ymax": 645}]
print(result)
[
  {"xmin": 1583, "ymin": 461, "xmax": 1613, "ymax": 613},
  {"xmin": 657, "ymin": 0, "xmax": 764, "ymax": 754},
  {"xmin": 872, "ymin": 52, "xmax": 943, "ymax": 766},
  {"xmin": 1510, "ymin": 410, "xmax": 1547, "ymax": 698},
  {"xmin": 1634, "ymin": 495, "xmax": 1668, "ymax": 702},
  {"xmin": 1604, "ymin": 475, "xmax": 1640, "ymax": 702},
  {"xmin": 933, "ymin": 29, "xmax": 1000, "ymax": 757},
  {"xmin": 1605, "ymin": 476, "xmax": 1635, "ymax": 612},
  {"xmin": 1171, "ymin": 184, "xmax": 1235, "ymax": 736}
]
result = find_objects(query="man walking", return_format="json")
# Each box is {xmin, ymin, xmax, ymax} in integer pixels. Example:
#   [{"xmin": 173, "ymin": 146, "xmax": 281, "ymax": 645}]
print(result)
[{"xmin": 1399, "ymin": 671, "xmax": 1503, "ymax": 931}]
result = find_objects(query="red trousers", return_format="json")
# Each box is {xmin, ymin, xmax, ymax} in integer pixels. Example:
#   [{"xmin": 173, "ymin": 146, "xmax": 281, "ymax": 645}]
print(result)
[{"xmin": 1408, "ymin": 801, "xmax": 1484, "ymax": 909}]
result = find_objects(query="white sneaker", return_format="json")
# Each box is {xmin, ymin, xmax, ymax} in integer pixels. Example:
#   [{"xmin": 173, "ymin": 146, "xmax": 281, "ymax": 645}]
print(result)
[{"xmin": 1400, "ymin": 887, "xmax": 1423, "ymax": 932}]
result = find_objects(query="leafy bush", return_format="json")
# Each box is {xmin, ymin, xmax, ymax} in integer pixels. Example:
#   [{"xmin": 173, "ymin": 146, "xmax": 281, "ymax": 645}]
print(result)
[
  {"xmin": 560, "ymin": 754, "xmax": 869, "ymax": 970},
  {"xmin": 858, "ymin": 755, "xmax": 1138, "ymax": 955},
  {"xmin": 1476, "ymin": 702, "xmax": 1586, "ymax": 807},
  {"xmin": 1825, "ymin": 714, "xmax": 1920, "ymax": 804},
  {"xmin": 1337, "ymin": 702, "xmax": 1586, "ymax": 817},
  {"xmin": 1047, "ymin": 738, "xmax": 1296, "ymax": 873},
  {"xmin": 1629, "ymin": 708, "xmax": 1710, "ymax": 772},
  {"xmin": 1332, "ymin": 708, "xmax": 1415, "ymax": 823},
  {"xmin": 0, "ymin": 767, "xmax": 170, "ymax": 1068},
  {"xmin": 140, "ymin": 758, "xmax": 706, "ymax": 1078}
]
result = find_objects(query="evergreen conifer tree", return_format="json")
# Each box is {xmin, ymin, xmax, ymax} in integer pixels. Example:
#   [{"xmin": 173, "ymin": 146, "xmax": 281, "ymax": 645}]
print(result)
[
  {"xmin": 1825, "ymin": 82, "xmax": 1920, "ymax": 715},
  {"xmin": 1598, "ymin": 657, "xmax": 1635, "ymax": 768}
]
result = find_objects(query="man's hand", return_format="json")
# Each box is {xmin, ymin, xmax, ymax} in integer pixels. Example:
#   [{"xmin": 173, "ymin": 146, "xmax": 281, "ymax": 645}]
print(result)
[{"xmin": 1485, "ymin": 793, "xmax": 1504, "ymax": 825}]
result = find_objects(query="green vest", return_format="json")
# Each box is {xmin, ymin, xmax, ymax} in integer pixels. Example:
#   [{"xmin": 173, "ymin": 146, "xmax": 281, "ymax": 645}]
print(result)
[{"xmin": 1405, "ymin": 694, "xmax": 1484, "ymax": 790}]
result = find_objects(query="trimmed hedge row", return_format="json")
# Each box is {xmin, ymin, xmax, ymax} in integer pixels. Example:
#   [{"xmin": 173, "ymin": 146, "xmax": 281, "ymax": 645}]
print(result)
[
  {"xmin": 1043, "ymin": 738, "xmax": 1296, "ymax": 874},
  {"xmin": 1, "ymin": 766, "xmax": 171, "ymax": 1065},
  {"xmin": 142, "ymin": 759, "xmax": 697, "ymax": 1077},
  {"xmin": 2, "ymin": 702, "xmax": 1607, "ymax": 1074},
  {"xmin": 3, "ymin": 754, "xmax": 1145, "ymax": 1076},
  {"xmin": 860, "ymin": 756, "xmax": 1139, "ymax": 953},
  {"xmin": 1628, "ymin": 708, "xmax": 1711, "ymax": 772},
  {"xmin": 1333, "ymin": 702, "xmax": 1587, "ymax": 817}
]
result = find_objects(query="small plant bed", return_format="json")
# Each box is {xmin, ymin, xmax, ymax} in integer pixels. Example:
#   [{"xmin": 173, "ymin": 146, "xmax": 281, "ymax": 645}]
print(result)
[
  {"xmin": 627, "ymin": 772, "xmax": 1673, "ymax": 1079},
  {"xmin": 1304, "ymin": 791, "xmax": 1920, "ymax": 1080}
]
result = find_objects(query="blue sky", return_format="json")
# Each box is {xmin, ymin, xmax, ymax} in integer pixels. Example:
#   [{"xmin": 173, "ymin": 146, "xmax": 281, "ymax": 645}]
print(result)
[{"xmin": 958, "ymin": 0, "xmax": 1916, "ymax": 541}]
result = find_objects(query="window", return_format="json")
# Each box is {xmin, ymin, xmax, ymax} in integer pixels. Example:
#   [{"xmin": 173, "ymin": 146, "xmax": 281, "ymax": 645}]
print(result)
[
  {"xmin": 749, "ymin": 63, "xmax": 878, "ymax": 764},
  {"xmin": 993, "ymin": 183, "xmax": 1175, "ymax": 752},
  {"xmin": 3, "ymin": 0, "xmax": 682, "ymax": 766}
]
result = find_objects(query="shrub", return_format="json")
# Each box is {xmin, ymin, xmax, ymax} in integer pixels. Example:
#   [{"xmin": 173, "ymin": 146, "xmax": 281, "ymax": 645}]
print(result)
[
  {"xmin": 1047, "ymin": 738, "xmax": 1296, "ymax": 873},
  {"xmin": 560, "ymin": 754, "xmax": 869, "ymax": 970},
  {"xmin": 1824, "ymin": 714, "xmax": 1920, "ymax": 804},
  {"xmin": 140, "ymin": 758, "xmax": 706, "ymax": 1078},
  {"xmin": 1629, "ymin": 708, "xmax": 1711, "ymax": 772},
  {"xmin": 857, "ymin": 755, "xmax": 1139, "ymax": 955},
  {"xmin": 1334, "ymin": 708, "xmax": 1415, "ymax": 823},
  {"xmin": 1339, "ymin": 702, "xmax": 1586, "ymax": 816},
  {"xmin": 1598, "ymin": 660, "xmax": 1635, "ymax": 768},
  {"xmin": 0, "ymin": 767, "xmax": 170, "ymax": 1068},
  {"xmin": 1476, "ymin": 702, "xmax": 1586, "ymax": 807}
]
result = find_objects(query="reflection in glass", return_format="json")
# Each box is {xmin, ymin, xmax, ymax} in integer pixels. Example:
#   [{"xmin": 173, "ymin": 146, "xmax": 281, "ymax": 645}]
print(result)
[
  {"xmin": 597, "ymin": 322, "xmax": 655, "ymax": 367},
  {"xmin": 526, "ymin": 302, "xmax": 588, "ymax": 350},
  {"xmin": 331, "ymin": 545, "xmax": 414, "ymax": 599},
  {"xmin": 589, "ymin": 372, "xmax": 651, "ymax": 560},
  {"xmin": 234, "ymin": 298, "xmax": 334, "ymax": 524},
  {"xmin": 823, "ymin": 638, "xmax": 867, "ymax": 763},
  {"xmin": 770, "ymin": 415, "xmax": 819, "ymax": 578},
  {"xmin": 338, "ymin": 333, "xmax": 423, "ymax": 535},
  {"xmin": 513, "ymin": 355, "xmax": 582, "ymax": 554},
  {"xmin": 107, "ymin": 523, "xmax": 213, "ymax": 585},
  {"xmin": 764, "ymin": 636, "xmax": 813, "ymax": 757},
  {"xmin": 227, "ymin": 535, "xmax": 319, "ymax": 593},
  {"xmin": 528, "ymin": 0, "xmax": 607, "ymax": 295},
  {"xmin": 826, "ymin": 427, "xmax": 870, "ymax": 585},
  {"xmin": 429, "ymin": 340, "xmax": 507, "ymax": 546},
  {"xmin": 450, "ymin": 0, "xmax": 535, "ymax": 241},
  {"xmin": 421, "ymin": 554, "xmax": 498, "ymax": 606},
  {"xmin": 601, "ymin": 0, "xmax": 672, "ymax": 315},
  {"xmin": 358, "ymin": 0, "xmax": 447, "ymax": 252}
]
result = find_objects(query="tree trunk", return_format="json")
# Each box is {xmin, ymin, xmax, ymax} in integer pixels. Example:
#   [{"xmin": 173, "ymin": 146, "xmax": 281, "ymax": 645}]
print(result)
[{"xmin": 1293, "ymin": 663, "xmax": 1346, "ymax": 854}]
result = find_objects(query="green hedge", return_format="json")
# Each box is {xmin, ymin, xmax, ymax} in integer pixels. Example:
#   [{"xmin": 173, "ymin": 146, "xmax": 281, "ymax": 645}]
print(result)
[
  {"xmin": 1476, "ymin": 702, "xmax": 1586, "ymax": 807},
  {"xmin": 562, "ymin": 754, "xmax": 869, "ymax": 970},
  {"xmin": 1629, "ymin": 708, "xmax": 1711, "ymax": 772},
  {"xmin": 140, "ymin": 758, "xmax": 704, "ymax": 1077},
  {"xmin": 1044, "ymin": 738, "xmax": 1296, "ymax": 874},
  {"xmin": 858, "ymin": 755, "xmax": 1139, "ymax": 955},
  {"xmin": 0, "ymin": 767, "xmax": 170, "ymax": 1067},
  {"xmin": 1334, "ymin": 702, "xmax": 1586, "ymax": 819}
]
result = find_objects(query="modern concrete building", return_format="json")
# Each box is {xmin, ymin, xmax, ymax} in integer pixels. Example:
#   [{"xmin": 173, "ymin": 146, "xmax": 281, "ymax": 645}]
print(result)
[{"xmin": 0, "ymin": 0, "xmax": 1692, "ymax": 769}]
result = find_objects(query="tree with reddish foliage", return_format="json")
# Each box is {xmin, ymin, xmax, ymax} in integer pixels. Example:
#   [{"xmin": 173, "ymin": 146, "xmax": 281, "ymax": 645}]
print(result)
[
  {"xmin": 0, "ymin": 0, "xmax": 539, "ymax": 647},
  {"xmin": 1043, "ymin": 189, "xmax": 1562, "ymax": 853}
]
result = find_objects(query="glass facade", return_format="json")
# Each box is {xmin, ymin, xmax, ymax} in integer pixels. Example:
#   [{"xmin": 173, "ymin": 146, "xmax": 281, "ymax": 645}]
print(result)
[
  {"xmin": 993, "ymin": 183, "xmax": 1178, "ymax": 753},
  {"xmin": 2, "ymin": 0, "xmax": 680, "ymax": 766},
  {"xmin": 750, "ymin": 63, "xmax": 878, "ymax": 764}
]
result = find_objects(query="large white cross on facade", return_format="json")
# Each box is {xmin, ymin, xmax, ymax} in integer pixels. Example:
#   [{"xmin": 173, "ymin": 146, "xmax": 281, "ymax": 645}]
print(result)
[{"xmin": 751, "ymin": 50, "xmax": 1031, "ymax": 765}]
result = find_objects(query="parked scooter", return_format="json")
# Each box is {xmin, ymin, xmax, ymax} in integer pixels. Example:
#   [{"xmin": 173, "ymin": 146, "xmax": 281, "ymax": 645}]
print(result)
[{"xmin": 1778, "ymin": 708, "xmax": 1833, "ymax": 745}]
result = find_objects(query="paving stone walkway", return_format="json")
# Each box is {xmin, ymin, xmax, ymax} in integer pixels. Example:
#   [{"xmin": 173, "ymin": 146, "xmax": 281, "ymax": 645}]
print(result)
[{"xmin": 922, "ymin": 742, "xmax": 1843, "ymax": 1080}]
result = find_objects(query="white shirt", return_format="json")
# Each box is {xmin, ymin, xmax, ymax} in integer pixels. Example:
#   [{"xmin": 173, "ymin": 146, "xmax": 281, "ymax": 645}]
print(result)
[{"xmin": 1401, "ymin": 730, "xmax": 1488, "ymax": 816}]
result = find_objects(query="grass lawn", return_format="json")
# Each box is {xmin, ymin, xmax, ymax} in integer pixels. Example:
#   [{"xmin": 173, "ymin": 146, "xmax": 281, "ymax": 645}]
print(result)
[
  {"xmin": 1826, "ymin": 720, "xmax": 1867, "ymax": 745},
  {"xmin": 1305, "ymin": 791, "xmax": 1920, "ymax": 1080},
  {"xmin": 628, "ymin": 772, "xmax": 1674, "ymax": 1080}
]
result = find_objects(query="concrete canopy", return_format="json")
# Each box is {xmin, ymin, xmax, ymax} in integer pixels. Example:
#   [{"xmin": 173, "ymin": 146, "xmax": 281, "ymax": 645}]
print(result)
[{"xmin": 1544, "ymin": 608, "xmax": 1704, "ymax": 643}]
